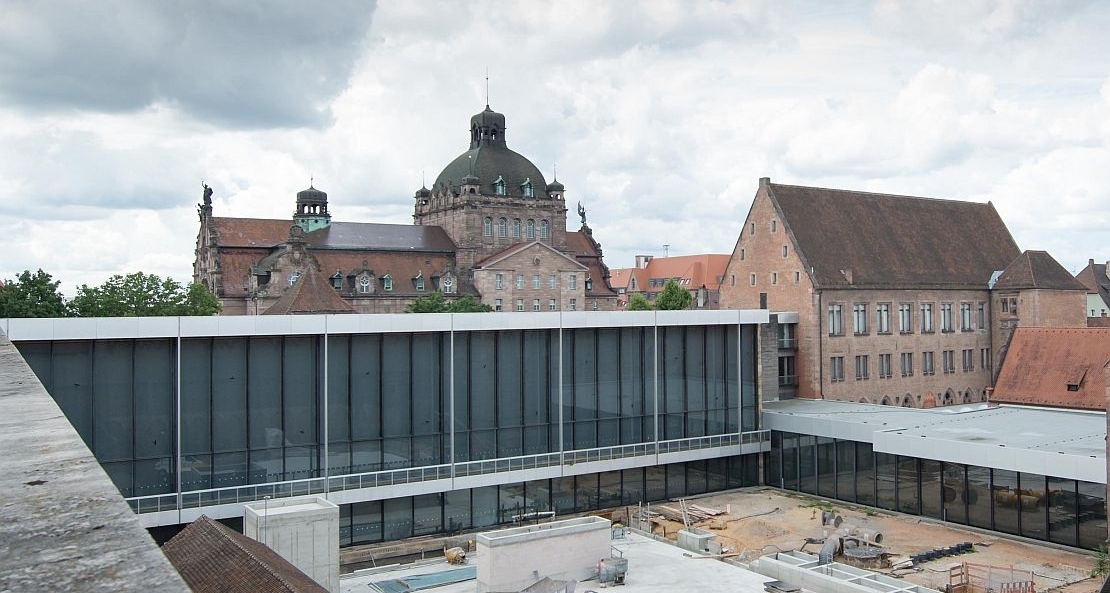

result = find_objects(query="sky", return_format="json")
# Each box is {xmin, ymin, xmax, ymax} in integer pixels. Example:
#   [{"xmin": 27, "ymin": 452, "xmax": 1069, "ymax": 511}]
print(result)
[{"xmin": 2, "ymin": 0, "xmax": 1109, "ymax": 295}]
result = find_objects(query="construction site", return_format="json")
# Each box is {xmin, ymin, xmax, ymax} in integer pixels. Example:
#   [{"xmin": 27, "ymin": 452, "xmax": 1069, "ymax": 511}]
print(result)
[{"xmin": 341, "ymin": 487, "xmax": 1103, "ymax": 593}]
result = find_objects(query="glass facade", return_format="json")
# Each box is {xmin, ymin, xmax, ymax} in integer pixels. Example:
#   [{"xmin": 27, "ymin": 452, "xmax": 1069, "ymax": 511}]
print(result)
[
  {"xmin": 15, "ymin": 319, "xmax": 762, "ymax": 544},
  {"xmin": 767, "ymin": 431, "xmax": 1108, "ymax": 550}
]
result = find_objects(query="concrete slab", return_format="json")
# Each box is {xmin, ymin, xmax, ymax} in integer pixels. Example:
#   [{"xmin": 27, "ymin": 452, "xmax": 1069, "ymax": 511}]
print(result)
[{"xmin": 0, "ymin": 332, "xmax": 189, "ymax": 592}]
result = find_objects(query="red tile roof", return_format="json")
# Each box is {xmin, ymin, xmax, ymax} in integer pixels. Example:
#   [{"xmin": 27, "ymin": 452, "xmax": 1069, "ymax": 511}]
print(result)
[
  {"xmin": 566, "ymin": 230, "xmax": 618, "ymax": 296},
  {"xmin": 1076, "ymin": 259, "xmax": 1110, "ymax": 307},
  {"xmin": 611, "ymin": 254, "xmax": 729, "ymax": 292},
  {"xmin": 991, "ymin": 327, "xmax": 1110, "ymax": 410},
  {"xmin": 768, "ymin": 183, "xmax": 1021, "ymax": 289},
  {"xmin": 264, "ymin": 267, "xmax": 355, "ymax": 315},
  {"xmin": 992, "ymin": 250, "xmax": 1087, "ymax": 291},
  {"xmin": 162, "ymin": 515, "xmax": 327, "ymax": 593}
]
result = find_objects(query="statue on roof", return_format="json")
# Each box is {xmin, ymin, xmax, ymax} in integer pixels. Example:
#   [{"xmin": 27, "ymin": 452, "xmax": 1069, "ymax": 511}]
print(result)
[
  {"xmin": 577, "ymin": 201, "xmax": 587, "ymax": 226},
  {"xmin": 202, "ymin": 182, "xmax": 213, "ymax": 206}
]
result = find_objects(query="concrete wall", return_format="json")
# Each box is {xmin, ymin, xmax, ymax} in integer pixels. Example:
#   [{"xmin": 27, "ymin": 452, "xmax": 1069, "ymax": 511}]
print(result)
[
  {"xmin": 475, "ymin": 516, "xmax": 611, "ymax": 593},
  {"xmin": 244, "ymin": 496, "xmax": 340, "ymax": 593}
]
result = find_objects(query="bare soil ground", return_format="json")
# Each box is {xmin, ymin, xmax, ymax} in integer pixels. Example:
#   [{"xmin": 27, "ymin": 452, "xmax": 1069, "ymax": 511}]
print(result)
[{"xmin": 635, "ymin": 488, "xmax": 1101, "ymax": 593}]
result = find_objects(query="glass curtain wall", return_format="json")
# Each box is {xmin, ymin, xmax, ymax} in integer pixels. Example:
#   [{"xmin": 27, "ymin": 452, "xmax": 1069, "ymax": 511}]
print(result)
[{"xmin": 767, "ymin": 432, "xmax": 1107, "ymax": 551}]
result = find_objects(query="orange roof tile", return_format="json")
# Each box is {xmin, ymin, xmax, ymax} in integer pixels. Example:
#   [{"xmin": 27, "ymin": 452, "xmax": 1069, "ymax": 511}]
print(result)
[{"xmin": 991, "ymin": 327, "xmax": 1110, "ymax": 411}]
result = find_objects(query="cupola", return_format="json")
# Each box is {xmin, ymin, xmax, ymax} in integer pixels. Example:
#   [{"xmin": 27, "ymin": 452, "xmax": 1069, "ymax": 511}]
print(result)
[{"xmin": 294, "ymin": 182, "xmax": 331, "ymax": 233}]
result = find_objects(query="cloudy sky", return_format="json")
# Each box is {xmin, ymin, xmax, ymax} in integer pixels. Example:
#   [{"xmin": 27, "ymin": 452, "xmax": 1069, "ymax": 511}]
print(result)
[{"xmin": 2, "ymin": 0, "xmax": 1109, "ymax": 294}]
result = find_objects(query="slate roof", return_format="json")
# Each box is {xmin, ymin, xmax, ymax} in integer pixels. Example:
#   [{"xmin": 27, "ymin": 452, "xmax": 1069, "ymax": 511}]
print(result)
[
  {"xmin": 434, "ymin": 106, "xmax": 549, "ymax": 198},
  {"xmin": 991, "ymin": 327, "xmax": 1110, "ymax": 411},
  {"xmin": 263, "ymin": 267, "xmax": 355, "ymax": 315},
  {"xmin": 992, "ymin": 250, "xmax": 1087, "ymax": 291},
  {"xmin": 767, "ymin": 182, "xmax": 1021, "ymax": 289},
  {"xmin": 162, "ymin": 515, "xmax": 327, "ymax": 593},
  {"xmin": 1076, "ymin": 259, "xmax": 1110, "ymax": 308},
  {"xmin": 212, "ymin": 218, "xmax": 456, "ymax": 252}
]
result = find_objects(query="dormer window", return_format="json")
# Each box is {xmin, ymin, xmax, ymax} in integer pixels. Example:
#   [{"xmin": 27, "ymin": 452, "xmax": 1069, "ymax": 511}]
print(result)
[
  {"xmin": 521, "ymin": 178, "xmax": 534, "ymax": 197},
  {"xmin": 382, "ymin": 274, "xmax": 393, "ymax": 291},
  {"xmin": 414, "ymin": 273, "xmax": 425, "ymax": 291},
  {"xmin": 493, "ymin": 176, "xmax": 506, "ymax": 195},
  {"xmin": 288, "ymin": 271, "xmax": 301, "ymax": 286},
  {"xmin": 331, "ymin": 271, "xmax": 343, "ymax": 291},
  {"xmin": 358, "ymin": 275, "xmax": 372, "ymax": 294}
]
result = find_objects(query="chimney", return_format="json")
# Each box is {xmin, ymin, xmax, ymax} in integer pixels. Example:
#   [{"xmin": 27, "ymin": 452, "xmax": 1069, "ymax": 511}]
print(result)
[
  {"xmin": 842, "ymin": 268, "xmax": 853, "ymax": 284},
  {"xmin": 1104, "ymin": 261, "xmax": 1109, "ymax": 280},
  {"xmin": 759, "ymin": 177, "xmax": 771, "ymax": 188}
]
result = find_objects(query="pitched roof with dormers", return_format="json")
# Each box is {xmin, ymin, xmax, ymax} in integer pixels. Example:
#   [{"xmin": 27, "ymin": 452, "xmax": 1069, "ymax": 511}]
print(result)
[
  {"xmin": 208, "ymin": 218, "xmax": 461, "ymax": 299},
  {"xmin": 991, "ymin": 327, "xmax": 1110, "ymax": 411},
  {"xmin": 992, "ymin": 250, "xmax": 1087, "ymax": 291},
  {"xmin": 162, "ymin": 515, "xmax": 327, "ymax": 593},
  {"xmin": 263, "ymin": 266, "xmax": 355, "ymax": 315},
  {"xmin": 611, "ymin": 254, "xmax": 729, "ymax": 293},
  {"xmin": 766, "ymin": 181, "xmax": 1021, "ymax": 290},
  {"xmin": 567, "ymin": 229, "xmax": 619, "ymax": 296}
]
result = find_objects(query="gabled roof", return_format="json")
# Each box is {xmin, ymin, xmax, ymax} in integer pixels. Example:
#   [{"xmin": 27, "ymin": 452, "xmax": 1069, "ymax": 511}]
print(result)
[
  {"xmin": 162, "ymin": 515, "xmax": 327, "ymax": 593},
  {"xmin": 992, "ymin": 250, "xmax": 1087, "ymax": 291},
  {"xmin": 211, "ymin": 218, "xmax": 456, "ymax": 252},
  {"xmin": 1076, "ymin": 259, "xmax": 1110, "ymax": 307},
  {"xmin": 264, "ymin": 267, "xmax": 355, "ymax": 315},
  {"xmin": 473, "ymin": 240, "xmax": 586, "ymax": 269},
  {"xmin": 611, "ymin": 254, "xmax": 728, "ymax": 292},
  {"xmin": 767, "ymin": 182, "xmax": 1021, "ymax": 289},
  {"xmin": 991, "ymin": 327, "xmax": 1110, "ymax": 411}
]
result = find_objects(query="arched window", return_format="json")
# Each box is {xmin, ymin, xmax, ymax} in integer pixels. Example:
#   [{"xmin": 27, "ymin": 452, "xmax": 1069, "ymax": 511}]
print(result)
[
  {"xmin": 540, "ymin": 220, "xmax": 549, "ymax": 239},
  {"xmin": 358, "ymin": 275, "xmax": 372, "ymax": 294},
  {"xmin": 493, "ymin": 176, "xmax": 506, "ymax": 196},
  {"xmin": 382, "ymin": 274, "xmax": 393, "ymax": 291},
  {"xmin": 483, "ymin": 217, "xmax": 493, "ymax": 237},
  {"xmin": 512, "ymin": 219, "xmax": 521, "ymax": 238},
  {"xmin": 521, "ymin": 178, "xmax": 533, "ymax": 197},
  {"xmin": 414, "ymin": 273, "xmax": 425, "ymax": 291},
  {"xmin": 498, "ymin": 218, "xmax": 508, "ymax": 238},
  {"xmin": 526, "ymin": 219, "xmax": 535, "ymax": 239}
]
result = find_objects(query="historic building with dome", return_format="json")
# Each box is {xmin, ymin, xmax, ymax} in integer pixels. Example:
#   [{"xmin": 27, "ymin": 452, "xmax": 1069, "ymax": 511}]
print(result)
[{"xmin": 193, "ymin": 105, "xmax": 617, "ymax": 314}]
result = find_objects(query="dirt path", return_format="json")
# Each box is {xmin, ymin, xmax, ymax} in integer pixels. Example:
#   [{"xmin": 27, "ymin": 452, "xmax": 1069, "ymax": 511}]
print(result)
[{"xmin": 634, "ymin": 488, "xmax": 1100, "ymax": 593}]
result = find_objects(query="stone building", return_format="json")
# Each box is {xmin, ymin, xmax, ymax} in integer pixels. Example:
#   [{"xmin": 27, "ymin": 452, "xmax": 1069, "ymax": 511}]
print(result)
[
  {"xmin": 194, "ymin": 105, "xmax": 617, "ymax": 314},
  {"xmin": 719, "ymin": 178, "xmax": 1085, "ymax": 407},
  {"xmin": 1076, "ymin": 259, "xmax": 1110, "ymax": 325}
]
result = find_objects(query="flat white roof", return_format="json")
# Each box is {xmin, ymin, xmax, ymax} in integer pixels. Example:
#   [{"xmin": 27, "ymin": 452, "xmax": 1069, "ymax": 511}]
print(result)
[
  {"xmin": 340, "ymin": 531, "xmax": 773, "ymax": 593},
  {"xmin": 763, "ymin": 400, "xmax": 1106, "ymax": 483}
]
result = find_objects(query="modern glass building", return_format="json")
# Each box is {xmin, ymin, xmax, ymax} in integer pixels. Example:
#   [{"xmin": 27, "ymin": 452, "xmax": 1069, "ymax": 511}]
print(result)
[
  {"xmin": 765, "ymin": 400, "xmax": 1107, "ymax": 550},
  {"xmin": 3, "ymin": 310, "xmax": 769, "ymax": 545}
]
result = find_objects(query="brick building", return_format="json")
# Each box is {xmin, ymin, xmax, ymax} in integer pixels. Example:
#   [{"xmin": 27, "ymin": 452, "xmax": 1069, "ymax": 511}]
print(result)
[
  {"xmin": 719, "ymin": 178, "xmax": 1085, "ymax": 407},
  {"xmin": 610, "ymin": 253, "xmax": 729, "ymax": 309},
  {"xmin": 194, "ymin": 105, "xmax": 617, "ymax": 314}
]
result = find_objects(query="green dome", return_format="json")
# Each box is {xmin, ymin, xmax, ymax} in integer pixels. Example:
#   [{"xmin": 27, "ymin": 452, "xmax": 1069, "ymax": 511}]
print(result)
[{"xmin": 434, "ymin": 106, "xmax": 548, "ymax": 198}]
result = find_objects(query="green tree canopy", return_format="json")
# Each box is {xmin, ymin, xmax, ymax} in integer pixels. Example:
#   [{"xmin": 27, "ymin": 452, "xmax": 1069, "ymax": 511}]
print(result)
[
  {"xmin": 654, "ymin": 279, "xmax": 693, "ymax": 310},
  {"xmin": 0, "ymin": 269, "xmax": 68, "ymax": 318},
  {"xmin": 625, "ymin": 292, "xmax": 652, "ymax": 311},
  {"xmin": 405, "ymin": 292, "xmax": 493, "ymax": 313},
  {"xmin": 69, "ymin": 272, "xmax": 220, "ymax": 317},
  {"xmin": 445, "ymin": 295, "xmax": 493, "ymax": 313}
]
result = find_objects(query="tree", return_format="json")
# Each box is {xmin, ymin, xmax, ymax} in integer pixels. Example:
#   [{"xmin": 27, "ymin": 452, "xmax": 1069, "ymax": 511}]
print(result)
[
  {"xmin": 405, "ymin": 291, "xmax": 448, "ymax": 313},
  {"xmin": 625, "ymin": 293, "xmax": 652, "ymax": 311},
  {"xmin": 406, "ymin": 292, "xmax": 493, "ymax": 313},
  {"xmin": 654, "ymin": 279, "xmax": 692, "ymax": 310},
  {"xmin": 446, "ymin": 295, "xmax": 493, "ymax": 313},
  {"xmin": 69, "ymin": 272, "xmax": 221, "ymax": 317},
  {"xmin": 0, "ymin": 269, "xmax": 68, "ymax": 318}
]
